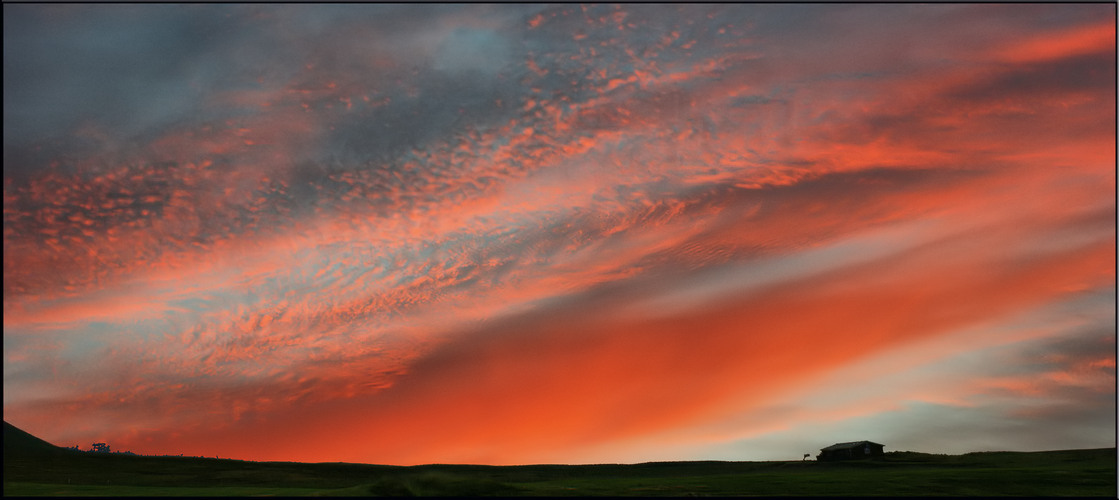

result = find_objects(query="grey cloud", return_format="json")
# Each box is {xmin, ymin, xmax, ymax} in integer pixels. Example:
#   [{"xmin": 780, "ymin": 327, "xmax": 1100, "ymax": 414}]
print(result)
[
  {"xmin": 876, "ymin": 399, "xmax": 1114, "ymax": 454},
  {"xmin": 4, "ymin": 4, "xmax": 538, "ymax": 175},
  {"xmin": 948, "ymin": 51, "xmax": 1116, "ymax": 104},
  {"xmin": 4, "ymin": 5, "xmax": 242, "ymax": 145},
  {"xmin": 433, "ymin": 28, "xmax": 514, "ymax": 77}
]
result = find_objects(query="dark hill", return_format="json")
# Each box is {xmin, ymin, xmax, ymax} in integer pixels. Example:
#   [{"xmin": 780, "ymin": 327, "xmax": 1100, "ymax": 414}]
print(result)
[
  {"xmin": 3, "ymin": 421, "xmax": 69, "ymax": 458},
  {"xmin": 2, "ymin": 423, "xmax": 1114, "ymax": 496}
]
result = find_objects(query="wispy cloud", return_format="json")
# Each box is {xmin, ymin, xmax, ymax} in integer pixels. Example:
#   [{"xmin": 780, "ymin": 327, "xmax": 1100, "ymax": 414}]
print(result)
[{"xmin": 3, "ymin": 3, "xmax": 1114, "ymax": 464}]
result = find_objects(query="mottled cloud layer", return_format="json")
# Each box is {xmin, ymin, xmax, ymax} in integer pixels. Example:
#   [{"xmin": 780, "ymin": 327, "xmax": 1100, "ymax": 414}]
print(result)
[{"xmin": 4, "ymin": 4, "xmax": 1114, "ymax": 464}]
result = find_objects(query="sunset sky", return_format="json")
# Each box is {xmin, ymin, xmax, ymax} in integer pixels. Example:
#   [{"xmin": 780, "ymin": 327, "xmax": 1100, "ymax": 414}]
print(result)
[{"xmin": 3, "ymin": 4, "xmax": 1115, "ymax": 465}]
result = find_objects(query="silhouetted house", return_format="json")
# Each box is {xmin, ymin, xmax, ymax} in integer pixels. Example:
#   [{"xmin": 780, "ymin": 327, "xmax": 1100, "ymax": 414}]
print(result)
[{"xmin": 817, "ymin": 441, "xmax": 884, "ymax": 461}]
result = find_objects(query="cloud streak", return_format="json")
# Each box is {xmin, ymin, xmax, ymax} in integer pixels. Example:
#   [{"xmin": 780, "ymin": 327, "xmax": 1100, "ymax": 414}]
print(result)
[{"xmin": 4, "ymin": 3, "xmax": 1114, "ymax": 464}]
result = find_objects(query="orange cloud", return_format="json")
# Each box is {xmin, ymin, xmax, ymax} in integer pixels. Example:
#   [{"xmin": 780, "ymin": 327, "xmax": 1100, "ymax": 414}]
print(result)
[
  {"xmin": 4, "ymin": 4, "xmax": 1113, "ymax": 465},
  {"xmin": 990, "ymin": 21, "xmax": 1115, "ymax": 64},
  {"xmin": 91, "ymin": 197, "xmax": 1112, "ymax": 464}
]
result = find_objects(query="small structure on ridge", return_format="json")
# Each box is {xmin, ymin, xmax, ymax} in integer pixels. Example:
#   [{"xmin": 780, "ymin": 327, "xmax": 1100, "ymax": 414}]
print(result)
[{"xmin": 816, "ymin": 441, "xmax": 884, "ymax": 461}]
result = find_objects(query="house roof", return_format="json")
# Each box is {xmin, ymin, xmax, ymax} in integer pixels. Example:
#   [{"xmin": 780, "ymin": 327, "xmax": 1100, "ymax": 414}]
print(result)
[{"xmin": 820, "ymin": 441, "xmax": 884, "ymax": 452}]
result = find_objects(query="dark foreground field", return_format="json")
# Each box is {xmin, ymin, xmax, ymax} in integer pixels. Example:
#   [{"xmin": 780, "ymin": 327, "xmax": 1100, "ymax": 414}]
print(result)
[{"xmin": 5, "ymin": 423, "xmax": 1115, "ymax": 496}]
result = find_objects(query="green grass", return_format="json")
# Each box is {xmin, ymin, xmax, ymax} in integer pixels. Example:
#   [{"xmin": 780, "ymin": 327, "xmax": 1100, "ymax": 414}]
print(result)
[{"xmin": 4, "ymin": 448, "xmax": 1115, "ymax": 496}]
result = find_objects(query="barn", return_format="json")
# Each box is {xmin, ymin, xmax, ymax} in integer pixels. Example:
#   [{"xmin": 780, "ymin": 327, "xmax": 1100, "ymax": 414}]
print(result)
[{"xmin": 816, "ymin": 441, "xmax": 884, "ymax": 461}]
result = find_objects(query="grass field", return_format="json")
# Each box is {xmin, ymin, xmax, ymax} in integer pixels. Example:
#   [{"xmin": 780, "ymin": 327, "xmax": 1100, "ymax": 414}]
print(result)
[
  {"xmin": 4, "ymin": 447, "xmax": 1116, "ymax": 496},
  {"xmin": 5, "ymin": 421, "xmax": 1114, "ymax": 496}
]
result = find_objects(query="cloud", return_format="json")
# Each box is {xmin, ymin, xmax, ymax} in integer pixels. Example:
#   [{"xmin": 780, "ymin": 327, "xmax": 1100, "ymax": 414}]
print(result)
[
  {"xmin": 58, "ymin": 196, "xmax": 1111, "ymax": 463},
  {"xmin": 669, "ymin": 289, "xmax": 1116, "ymax": 461},
  {"xmin": 3, "ymin": 3, "xmax": 1114, "ymax": 464}
]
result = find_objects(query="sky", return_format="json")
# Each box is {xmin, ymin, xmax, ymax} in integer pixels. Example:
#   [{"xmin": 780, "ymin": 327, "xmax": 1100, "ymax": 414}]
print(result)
[{"xmin": 3, "ymin": 4, "xmax": 1115, "ymax": 465}]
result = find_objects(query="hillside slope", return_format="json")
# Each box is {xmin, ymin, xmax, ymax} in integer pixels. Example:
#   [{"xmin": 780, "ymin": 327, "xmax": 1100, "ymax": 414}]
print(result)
[{"xmin": 3, "ymin": 421, "xmax": 69, "ymax": 457}]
